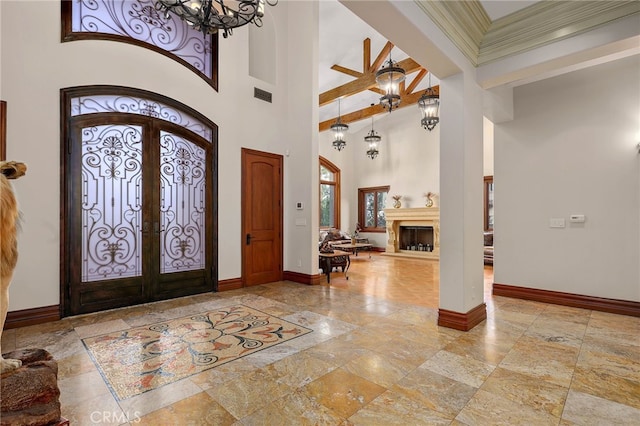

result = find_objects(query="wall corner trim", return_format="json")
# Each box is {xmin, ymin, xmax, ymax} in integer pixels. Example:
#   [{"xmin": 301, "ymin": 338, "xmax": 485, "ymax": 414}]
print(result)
[
  {"xmin": 283, "ymin": 271, "xmax": 324, "ymax": 286},
  {"xmin": 438, "ymin": 303, "xmax": 487, "ymax": 331}
]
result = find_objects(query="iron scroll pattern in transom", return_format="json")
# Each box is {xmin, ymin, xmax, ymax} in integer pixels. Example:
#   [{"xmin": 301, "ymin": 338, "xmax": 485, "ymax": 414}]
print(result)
[
  {"xmin": 71, "ymin": 95, "xmax": 213, "ymax": 143},
  {"xmin": 63, "ymin": 0, "xmax": 216, "ymax": 88}
]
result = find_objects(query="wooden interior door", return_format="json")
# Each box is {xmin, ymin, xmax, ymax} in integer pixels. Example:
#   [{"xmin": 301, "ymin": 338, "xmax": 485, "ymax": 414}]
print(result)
[
  {"xmin": 241, "ymin": 148, "xmax": 283, "ymax": 286},
  {"xmin": 65, "ymin": 115, "xmax": 214, "ymax": 315}
]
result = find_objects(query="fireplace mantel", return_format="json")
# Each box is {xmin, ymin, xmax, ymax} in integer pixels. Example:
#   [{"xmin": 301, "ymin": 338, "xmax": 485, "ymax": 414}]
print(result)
[{"xmin": 383, "ymin": 207, "xmax": 439, "ymax": 260}]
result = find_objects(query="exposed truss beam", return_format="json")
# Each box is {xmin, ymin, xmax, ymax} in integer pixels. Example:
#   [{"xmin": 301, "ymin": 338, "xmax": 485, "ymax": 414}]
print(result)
[
  {"xmin": 363, "ymin": 38, "xmax": 371, "ymax": 72},
  {"xmin": 330, "ymin": 64, "xmax": 363, "ymax": 78},
  {"xmin": 371, "ymin": 41, "xmax": 393, "ymax": 72},
  {"xmin": 319, "ymin": 57, "xmax": 423, "ymax": 106},
  {"xmin": 319, "ymin": 38, "xmax": 427, "ymax": 107},
  {"xmin": 319, "ymin": 85, "xmax": 439, "ymax": 132},
  {"xmin": 319, "ymin": 37, "xmax": 434, "ymax": 131},
  {"xmin": 405, "ymin": 69, "xmax": 427, "ymax": 95}
]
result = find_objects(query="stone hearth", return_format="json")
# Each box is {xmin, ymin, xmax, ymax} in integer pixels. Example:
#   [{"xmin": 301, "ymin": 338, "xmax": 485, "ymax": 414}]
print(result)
[{"xmin": 383, "ymin": 207, "xmax": 439, "ymax": 260}]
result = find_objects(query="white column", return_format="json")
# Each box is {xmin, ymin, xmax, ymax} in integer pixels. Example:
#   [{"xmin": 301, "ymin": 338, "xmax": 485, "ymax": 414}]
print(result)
[
  {"xmin": 438, "ymin": 71, "xmax": 485, "ymax": 328},
  {"xmin": 284, "ymin": 0, "xmax": 320, "ymax": 277}
]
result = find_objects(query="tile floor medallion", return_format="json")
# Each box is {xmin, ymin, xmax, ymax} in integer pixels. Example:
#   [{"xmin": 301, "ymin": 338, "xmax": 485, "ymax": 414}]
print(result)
[{"xmin": 82, "ymin": 304, "xmax": 312, "ymax": 400}]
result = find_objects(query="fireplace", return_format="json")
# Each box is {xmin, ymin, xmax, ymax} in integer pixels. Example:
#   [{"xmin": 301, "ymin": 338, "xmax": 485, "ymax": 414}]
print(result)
[
  {"xmin": 399, "ymin": 226, "xmax": 434, "ymax": 252},
  {"xmin": 383, "ymin": 207, "xmax": 439, "ymax": 259}
]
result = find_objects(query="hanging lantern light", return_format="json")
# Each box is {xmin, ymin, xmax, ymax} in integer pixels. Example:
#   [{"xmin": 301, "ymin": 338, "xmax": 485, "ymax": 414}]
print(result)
[
  {"xmin": 330, "ymin": 98, "xmax": 348, "ymax": 151},
  {"xmin": 418, "ymin": 72, "xmax": 440, "ymax": 131},
  {"xmin": 376, "ymin": 53, "xmax": 405, "ymax": 113},
  {"xmin": 363, "ymin": 114, "xmax": 381, "ymax": 159}
]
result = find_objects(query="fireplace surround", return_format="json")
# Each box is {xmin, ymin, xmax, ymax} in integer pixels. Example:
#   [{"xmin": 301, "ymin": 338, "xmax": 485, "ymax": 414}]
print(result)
[{"xmin": 383, "ymin": 207, "xmax": 439, "ymax": 259}]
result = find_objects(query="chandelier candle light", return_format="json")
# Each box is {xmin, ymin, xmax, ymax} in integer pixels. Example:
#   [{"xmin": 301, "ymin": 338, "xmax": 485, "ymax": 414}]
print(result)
[
  {"xmin": 418, "ymin": 72, "xmax": 440, "ymax": 131},
  {"xmin": 364, "ymin": 113, "xmax": 381, "ymax": 159},
  {"xmin": 156, "ymin": 0, "xmax": 278, "ymax": 38},
  {"xmin": 376, "ymin": 53, "xmax": 405, "ymax": 112},
  {"xmin": 331, "ymin": 98, "xmax": 348, "ymax": 151}
]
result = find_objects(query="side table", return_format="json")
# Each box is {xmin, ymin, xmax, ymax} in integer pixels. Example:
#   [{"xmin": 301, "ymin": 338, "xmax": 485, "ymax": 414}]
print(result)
[
  {"xmin": 331, "ymin": 243, "xmax": 373, "ymax": 258},
  {"xmin": 318, "ymin": 250, "xmax": 350, "ymax": 283}
]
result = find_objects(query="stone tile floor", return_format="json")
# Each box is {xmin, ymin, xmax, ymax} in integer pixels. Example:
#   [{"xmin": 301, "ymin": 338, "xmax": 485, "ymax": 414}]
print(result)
[{"xmin": 2, "ymin": 254, "xmax": 639, "ymax": 425}]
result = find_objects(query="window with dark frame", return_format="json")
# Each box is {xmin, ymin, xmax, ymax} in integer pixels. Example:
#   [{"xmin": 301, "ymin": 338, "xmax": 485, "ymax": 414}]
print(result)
[
  {"xmin": 319, "ymin": 157, "xmax": 340, "ymax": 230},
  {"xmin": 484, "ymin": 176, "xmax": 494, "ymax": 231},
  {"xmin": 358, "ymin": 186, "xmax": 389, "ymax": 233}
]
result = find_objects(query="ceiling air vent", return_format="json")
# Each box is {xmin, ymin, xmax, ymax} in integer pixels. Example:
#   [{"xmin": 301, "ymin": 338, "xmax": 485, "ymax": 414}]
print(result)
[{"xmin": 254, "ymin": 87, "xmax": 272, "ymax": 103}]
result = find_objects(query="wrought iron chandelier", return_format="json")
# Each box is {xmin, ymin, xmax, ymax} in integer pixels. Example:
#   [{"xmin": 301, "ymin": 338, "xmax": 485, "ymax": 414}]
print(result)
[
  {"xmin": 418, "ymin": 72, "xmax": 440, "ymax": 131},
  {"xmin": 156, "ymin": 0, "xmax": 278, "ymax": 38},
  {"xmin": 376, "ymin": 54, "xmax": 405, "ymax": 112},
  {"xmin": 364, "ymin": 114, "xmax": 380, "ymax": 160},
  {"xmin": 331, "ymin": 99, "xmax": 348, "ymax": 151}
]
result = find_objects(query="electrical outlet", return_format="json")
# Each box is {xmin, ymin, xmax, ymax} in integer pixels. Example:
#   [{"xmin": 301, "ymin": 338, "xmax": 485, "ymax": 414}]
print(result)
[
  {"xmin": 549, "ymin": 218, "xmax": 565, "ymax": 228},
  {"xmin": 297, "ymin": 259, "xmax": 302, "ymax": 267}
]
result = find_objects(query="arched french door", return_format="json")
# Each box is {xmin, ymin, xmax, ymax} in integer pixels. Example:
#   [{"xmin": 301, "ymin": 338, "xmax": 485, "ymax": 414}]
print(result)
[{"xmin": 61, "ymin": 87, "xmax": 217, "ymax": 316}]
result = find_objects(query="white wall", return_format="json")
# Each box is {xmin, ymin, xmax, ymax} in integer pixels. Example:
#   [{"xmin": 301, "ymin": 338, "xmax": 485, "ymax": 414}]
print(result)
[
  {"xmin": 494, "ymin": 54, "xmax": 640, "ymax": 301},
  {"xmin": 1, "ymin": 1, "xmax": 317, "ymax": 311},
  {"xmin": 483, "ymin": 116, "xmax": 494, "ymax": 176}
]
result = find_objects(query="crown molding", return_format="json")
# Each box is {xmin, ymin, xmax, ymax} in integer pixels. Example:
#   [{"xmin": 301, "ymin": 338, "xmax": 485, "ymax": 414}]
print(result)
[
  {"xmin": 414, "ymin": 0, "xmax": 490, "ymax": 66},
  {"xmin": 414, "ymin": 0, "xmax": 640, "ymax": 67},
  {"xmin": 479, "ymin": 0, "xmax": 640, "ymax": 65}
]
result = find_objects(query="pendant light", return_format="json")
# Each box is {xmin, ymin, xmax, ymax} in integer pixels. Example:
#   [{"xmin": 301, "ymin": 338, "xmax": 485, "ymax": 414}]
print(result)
[
  {"xmin": 330, "ymin": 98, "xmax": 348, "ymax": 151},
  {"xmin": 418, "ymin": 72, "xmax": 440, "ymax": 131},
  {"xmin": 376, "ymin": 53, "xmax": 405, "ymax": 112},
  {"xmin": 363, "ymin": 112, "xmax": 380, "ymax": 160}
]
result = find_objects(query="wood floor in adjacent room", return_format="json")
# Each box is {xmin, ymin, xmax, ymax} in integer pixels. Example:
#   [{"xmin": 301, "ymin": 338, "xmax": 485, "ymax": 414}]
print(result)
[{"xmin": 2, "ymin": 253, "xmax": 638, "ymax": 424}]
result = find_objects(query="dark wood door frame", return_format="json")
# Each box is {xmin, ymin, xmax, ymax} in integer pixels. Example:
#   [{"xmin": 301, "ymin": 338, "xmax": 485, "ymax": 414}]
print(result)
[
  {"xmin": 0, "ymin": 101, "xmax": 6, "ymax": 161},
  {"xmin": 241, "ymin": 148, "xmax": 283, "ymax": 286},
  {"xmin": 59, "ymin": 86, "xmax": 219, "ymax": 317},
  {"xmin": 62, "ymin": 119, "xmax": 216, "ymax": 316}
]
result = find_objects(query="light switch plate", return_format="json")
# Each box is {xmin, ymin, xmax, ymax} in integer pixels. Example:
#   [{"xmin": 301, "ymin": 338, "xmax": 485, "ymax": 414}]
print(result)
[
  {"xmin": 569, "ymin": 214, "xmax": 585, "ymax": 223},
  {"xmin": 550, "ymin": 218, "xmax": 565, "ymax": 228}
]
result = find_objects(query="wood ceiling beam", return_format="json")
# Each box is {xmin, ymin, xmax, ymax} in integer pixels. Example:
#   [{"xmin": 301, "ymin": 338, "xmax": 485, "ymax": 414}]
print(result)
[
  {"xmin": 371, "ymin": 41, "xmax": 393, "ymax": 72},
  {"xmin": 363, "ymin": 38, "xmax": 371, "ymax": 71},
  {"xmin": 319, "ymin": 57, "xmax": 423, "ymax": 106},
  {"xmin": 405, "ymin": 69, "xmax": 427, "ymax": 95},
  {"xmin": 319, "ymin": 37, "xmax": 434, "ymax": 131},
  {"xmin": 330, "ymin": 64, "xmax": 363, "ymax": 78},
  {"xmin": 319, "ymin": 86, "xmax": 440, "ymax": 132}
]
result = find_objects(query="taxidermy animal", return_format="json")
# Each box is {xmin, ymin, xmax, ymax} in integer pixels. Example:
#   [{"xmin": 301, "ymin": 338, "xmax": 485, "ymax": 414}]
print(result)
[{"xmin": 0, "ymin": 161, "xmax": 27, "ymax": 373}]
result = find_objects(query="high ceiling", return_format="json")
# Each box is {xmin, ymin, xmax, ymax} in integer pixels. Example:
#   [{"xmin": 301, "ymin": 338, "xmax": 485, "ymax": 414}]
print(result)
[
  {"xmin": 479, "ymin": 0, "xmax": 538, "ymax": 20},
  {"xmin": 318, "ymin": 0, "xmax": 540, "ymax": 130}
]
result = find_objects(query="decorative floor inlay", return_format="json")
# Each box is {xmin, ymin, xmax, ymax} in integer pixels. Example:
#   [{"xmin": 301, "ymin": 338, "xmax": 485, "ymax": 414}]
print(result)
[{"xmin": 82, "ymin": 305, "xmax": 313, "ymax": 400}]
